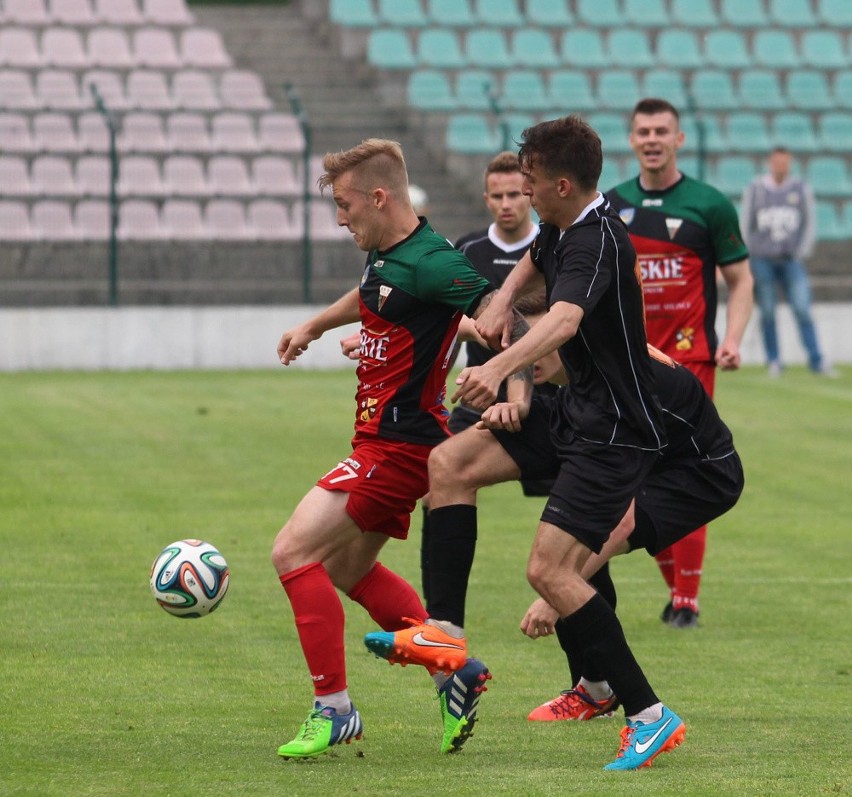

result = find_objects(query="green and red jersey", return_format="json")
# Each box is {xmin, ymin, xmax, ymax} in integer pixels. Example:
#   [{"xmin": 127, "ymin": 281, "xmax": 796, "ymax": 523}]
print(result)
[{"xmin": 607, "ymin": 175, "xmax": 748, "ymax": 366}]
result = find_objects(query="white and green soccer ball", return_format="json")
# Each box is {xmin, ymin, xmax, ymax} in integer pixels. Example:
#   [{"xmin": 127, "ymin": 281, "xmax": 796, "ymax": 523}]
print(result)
[{"xmin": 150, "ymin": 539, "xmax": 230, "ymax": 618}]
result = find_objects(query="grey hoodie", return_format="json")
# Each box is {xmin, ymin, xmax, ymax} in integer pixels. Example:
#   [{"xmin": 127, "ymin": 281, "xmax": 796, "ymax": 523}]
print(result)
[{"xmin": 740, "ymin": 174, "xmax": 816, "ymax": 261}]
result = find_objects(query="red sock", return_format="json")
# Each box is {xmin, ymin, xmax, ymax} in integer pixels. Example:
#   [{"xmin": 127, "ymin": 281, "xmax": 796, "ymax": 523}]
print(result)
[
  {"xmin": 280, "ymin": 562, "xmax": 346, "ymax": 696},
  {"xmin": 655, "ymin": 547, "xmax": 676, "ymax": 593},
  {"xmin": 348, "ymin": 562, "xmax": 427, "ymax": 631},
  {"xmin": 672, "ymin": 526, "xmax": 706, "ymax": 612}
]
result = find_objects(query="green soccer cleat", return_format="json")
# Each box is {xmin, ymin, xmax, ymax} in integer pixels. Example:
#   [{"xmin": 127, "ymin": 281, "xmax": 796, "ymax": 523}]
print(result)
[
  {"xmin": 277, "ymin": 702, "xmax": 363, "ymax": 760},
  {"xmin": 438, "ymin": 657, "xmax": 491, "ymax": 754}
]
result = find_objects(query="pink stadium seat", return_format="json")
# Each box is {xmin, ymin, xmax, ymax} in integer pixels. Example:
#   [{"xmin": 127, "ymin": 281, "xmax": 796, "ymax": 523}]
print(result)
[
  {"xmin": 258, "ymin": 112, "xmax": 305, "ymax": 153},
  {"xmin": 210, "ymin": 112, "xmax": 259, "ymax": 153},
  {"xmin": 0, "ymin": 113, "xmax": 35, "ymax": 153},
  {"xmin": 252, "ymin": 155, "xmax": 299, "ymax": 196},
  {"xmin": 0, "ymin": 200, "xmax": 33, "ymax": 239},
  {"xmin": 82, "ymin": 70, "xmax": 129, "ymax": 110},
  {"xmin": 32, "ymin": 112, "xmax": 80, "ymax": 152},
  {"xmin": 119, "ymin": 111, "xmax": 168, "ymax": 152},
  {"xmin": 180, "ymin": 28, "xmax": 232, "ymax": 69},
  {"xmin": 161, "ymin": 199, "xmax": 205, "ymax": 239},
  {"xmin": 41, "ymin": 28, "xmax": 88, "ymax": 69},
  {"xmin": 248, "ymin": 199, "xmax": 295, "ymax": 240},
  {"xmin": 126, "ymin": 69, "xmax": 174, "ymax": 109},
  {"xmin": 37, "ymin": 70, "xmax": 85, "ymax": 110},
  {"xmin": 94, "ymin": 0, "xmax": 144, "ymax": 26},
  {"xmin": 162, "ymin": 155, "xmax": 207, "ymax": 195},
  {"xmin": 208, "ymin": 155, "xmax": 253, "ymax": 196},
  {"xmin": 172, "ymin": 69, "xmax": 220, "ymax": 110},
  {"xmin": 51, "ymin": 0, "xmax": 97, "ymax": 26},
  {"xmin": 308, "ymin": 200, "xmax": 350, "ymax": 240},
  {"xmin": 133, "ymin": 27, "xmax": 182, "ymax": 69},
  {"xmin": 117, "ymin": 155, "xmax": 165, "ymax": 196},
  {"xmin": 31, "ymin": 155, "xmax": 79, "ymax": 196},
  {"xmin": 206, "ymin": 199, "xmax": 251, "ymax": 239},
  {"xmin": 77, "ymin": 111, "xmax": 112, "ymax": 151},
  {"xmin": 0, "ymin": 156, "xmax": 33, "ymax": 196},
  {"xmin": 32, "ymin": 200, "xmax": 78, "ymax": 240},
  {"xmin": 0, "ymin": 70, "xmax": 40, "ymax": 109},
  {"xmin": 118, "ymin": 199, "xmax": 163, "ymax": 239},
  {"xmin": 142, "ymin": 0, "xmax": 195, "ymax": 26},
  {"xmin": 166, "ymin": 112, "xmax": 212, "ymax": 152},
  {"xmin": 75, "ymin": 199, "xmax": 110, "ymax": 239},
  {"xmin": 0, "ymin": 29, "xmax": 42, "ymax": 68},
  {"xmin": 220, "ymin": 70, "xmax": 272, "ymax": 110},
  {"xmin": 87, "ymin": 27, "xmax": 134, "ymax": 69},
  {"xmin": 4, "ymin": 0, "xmax": 50, "ymax": 25},
  {"xmin": 76, "ymin": 156, "xmax": 111, "ymax": 195}
]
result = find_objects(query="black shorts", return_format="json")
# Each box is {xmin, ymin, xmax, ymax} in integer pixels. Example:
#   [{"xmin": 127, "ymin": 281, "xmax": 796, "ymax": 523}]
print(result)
[{"xmin": 630, "ymin": 451, "xmax": 745, "ymax": 556}]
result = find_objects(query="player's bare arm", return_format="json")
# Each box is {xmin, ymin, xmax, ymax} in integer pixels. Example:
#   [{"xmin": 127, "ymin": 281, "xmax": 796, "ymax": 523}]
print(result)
[
  {"xmin": 278, "ymin": 287, "xmax": 361, "ymax": 365},
  {"xmin": 717, "ymin": 259, "xmax": 754, "ymax": 371}
]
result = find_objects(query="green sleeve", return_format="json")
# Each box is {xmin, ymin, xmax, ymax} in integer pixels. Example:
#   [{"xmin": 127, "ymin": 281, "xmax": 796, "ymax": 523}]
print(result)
[{"xmin": 415, "ymin": 247, "xmax": 494, "ymax": 314}]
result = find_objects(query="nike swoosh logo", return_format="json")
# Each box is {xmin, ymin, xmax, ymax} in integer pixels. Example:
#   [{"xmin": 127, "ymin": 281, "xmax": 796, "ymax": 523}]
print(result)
[
  {"xmin": 411, "ymin": 632, "xmax": 465, "ymax": 650},
  {"xmin": 634, "ymin": 718, "xmax": 673, "ymax": 755}
]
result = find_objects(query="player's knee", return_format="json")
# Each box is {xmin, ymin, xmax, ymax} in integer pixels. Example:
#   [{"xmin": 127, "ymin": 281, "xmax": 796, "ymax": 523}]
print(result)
[{"xmin": 428, "ymin": 441, "xmax": 468, "ymax": 487}]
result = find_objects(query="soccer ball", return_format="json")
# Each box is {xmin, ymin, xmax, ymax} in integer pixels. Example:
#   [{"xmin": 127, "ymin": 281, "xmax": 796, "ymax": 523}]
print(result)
[{"xmin": 150, "ymin": 539, "xmax": 230, "ymax": 618}]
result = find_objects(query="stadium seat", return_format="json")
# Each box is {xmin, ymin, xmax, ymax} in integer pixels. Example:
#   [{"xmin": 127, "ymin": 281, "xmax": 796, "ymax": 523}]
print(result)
[
  {"xmin": 642, "ymin": 70, "xmax": 687, "ymax": 110},
  {"xmin": 800, "ymin": 31, "xmax": 847, "ymax": 69},
  {"xmin": 511, "ymin": 28, "xmax": 559, "ymax": 69},
  {"xmin": 0, "ymin": 201, "xmax": 33, "ymax": 239},
  {"xmin": 596, "ymin": 70, "xmax": 641, "ymax": 112},
  {"xmin": 752, "ymin": 30, "xmax": 801, "ymax": 69},
  {"xmin": 118, "ymin": 155, "xmax": 165, "ymax": 196},
  {"xmin": 670, "ymin": 0, "xmax": 719, "ymax": 26},
  {"xmin": 769, "ymin": 0, "xmax": 818, "ymax": 26},
  {"xmin": 425, "ymin": 0, "xmax": 476, "ymax": 27},
  {"xmin": 689, "ymin": 70, "xmax": 739, "ymax": 110},
  {"xmin": 82, "ymin": 69, "xmax": 128, "ymax": 110},
  {"xmin": 37, "ymin": 70, "xmax": 85, "ymax": 110},
  {"xmin": 446, "ymin": 113, "xmax": 498, "ymax": 154},
  {"xmin": 680, "ymin": 115, "xmax": 725, "ymax": 153},
  {"xmin": 206, "ymin": 199, "xmax": 252, "ymax": 239},
  {"xmin": 252, "ymin": 156, "xmax": 299, "ymax": 196},
  {"xmin": 87, "ymin": 27, "xmax": 134, "ymax": 69},
  {"xmin": 607, "ymin": 29, "xmax": 654, "ymax": 69},
  {"xmin": 416, "ymin": 29, "xmax": 465, "ymax": 69},
  {"xmin": 162, "ymin": 155, "xmax": 207, "ymax": 195},
  {"xmin": 32, "ymin": 200, "xmax": 77, "ymax": 240},
  {"xmin": 180, "ymin": 28, "xmax": 232, "ymax": 69},
  {"xmin": 548, "ymin": 70, "xmax": 596, "ymax": 113},
  {"xmin": 720, "ymin": 0, "xmax": 768, "ymax": 26},
  {"xmin": 739, "ymin": 70, "xmax": 786, "ymax": 111},
  {"xmin": 455, "ymin": 70, "xmax": 496, "ymax": 110},
  {"xmin": 142, "ymin": 0, "xmax": 195, "ymax": 26},
  {"xmin": 173, "ymin": 70, "xmax": 220, "ymax": 111},
  {"xmin": 127, "ymin": 69, "xmax": 174, "ymax": 109},
  {"xmin": 3, "ymin": 0, "xmax": 49, "ymax": 25},
  {"xmin": 75, "ymin": 199, "xmax": 110, "ymax": 239},
  {"xmin": 329, "ymin": 0, "xmax": 378, "ymax": 27},
  {"xmin": 816, "ymin": 200, "xmax": 843, "ymax": 240},
  {"xmin": 32, "ymin": 155, "xmax": 78, "ymax": 195},
  {"xmin": 501, "ymin": 71, "xmax": 549, "ymax": 111},
  {"xmin": 408, "ymin": 69, "xmax": 456, "ymax": 111},
  {"xmin": 367, "ymin": 28, "xmax": 417, "ymax": 70},
  {"xmin": 598, "ymin": 158, "xmax": 623, "ymax": 192},
  {"xmin": 725, "ymin": 113, "xmax": 771, "ymax": 153},
  {"xmin": 771, "ymin": 112, "xmax": 819, "ymax": 154},
  {"xmin": 841, "ymin": 202, "xmax": 852, "ymax": 238},
  {"xmin": 465, "ymin": 29, "xmax": 512, "ymax": 69},
  {"xmin": 526, "ymin": 0, "xmax": 573, "ymax": 25},
  {"xmin": 0, "ymin": 156, "xmax": 32, "ymax": 195},
  {"xmin": 32, "ymin": 112, "xmax": 79, "ymax": 152},
  {"xmin": 210, "ymin": 112, "xmax": 259, "ymax": 153},
  {"xmin": 560, "ymin": 29, "xmax": 606, "ymax": 69},
  {"xmin": 208, "ymin": 155, "xmax": 253, "ymax": 196},
  {"xmin": 472, "ymin": 0, "xmax": 524, "ymax": 27},
  {"xmin": 167, "ymin": 112, "xmax": 212, "ymax": 152},
  {"xmin": 0, "ymin": 29, "xmax": 42, "ymax": 68},
  {"xmin": 77, "ymin": 111, "xmax": 111, "ymax": 151},
  {"xmin": 51, "ymin": 0, "xmax": 97, "ymax": 25},
  {"xmin": 816, "ymin": 0, "xmax": 852, "ymax": 25},
  {"xmin": 220, "ymin": 70, "xmax": 271, "ymax": 111},
  {"xmin": 0, "ymin": 113, "xmax": 34, "ymax": 152},
  {"xmin": 712, "ymin": 156, "xmax": 758, "ymax": 196},
  {"xmin": 0, "ymin": 69, "xmax": 40, "ymax": 109},
  {"xmin": 161, "ymin": 199, "xmax": 205, "ymax": 239},
  {"xmin": 623, "ymin": 0, "xmax": 669, "ymax": 26},
  {"xmin": 497, "ymin": 113, "xmax": 534, "ymax": 148},
  {"xmin": 806, "ymin": 156, "xmax": 852, "ymax": 197},
  {"xmin": 76, "ymin": 156, "xmax": 110, "ymax": 195},
  {"xmin": 576, "ymin": 0, "xmax": 621, "ymax": 26},
  {"xmin": 94, "ymin": 0, "xmax": 144, "ymax": 25},
  {"xmin": 119, "ymin": 199, "xmax": 163, "ymax": 239},
  {"xmin": 377, "ymin": 0, "xmax": 428, "ymax": 26},
  {"xmin": 41, "ymin": 28, "xmax": 88, "ymax": 69},
  {"xmin": 258, "ymin": 112, "xmax": 305, "ymax": 153},
  {"xmin": 587, "ymin": 112, "xmax": 631, "ymax": 155},
  {"xmin": 833, "ymin": 71, "xmax": 852, "ymax": 110},
  {"xmin": 133, "ymin": 27, "xmax": 182, "ymax": 69},
  {"xmin": 656, "ymin": 29, "xmax": 704, "ymax": 69},
  {"xmin": 817, "ymin": 111, "xmax": 852, "ymax": 152},
  {"xmin": 248, "ymin": 199, "xmax": 295, "ymax": 240},
  {"xmin": 120, "ymin": 111, "xmax": 168, "ymax": 152},
  {"xmin": 786, "ymin": 70, "xmax": 835, "ymax": 112},
  {"xmin": 704, "ymin": 30, "xmax": 751, "ymax": 69},
  {"xmin": 307, "ymin": 200, "xmax": 351, "ymax": 240}
]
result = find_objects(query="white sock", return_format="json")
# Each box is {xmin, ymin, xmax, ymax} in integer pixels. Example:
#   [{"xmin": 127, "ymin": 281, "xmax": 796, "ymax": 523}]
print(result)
[
  {"xmin": 578, "ymin": 677, "xmax": 613, "ymax": 702},
  {"xmin": 628, "ymin": 702, "xmax": 664, "ymax": 725},
  {"xmin": 426, "ymin": 617, "xmax": 465, "ymax": 638},
  {"xmin": 317, "ymin": 689, "xmax": 351, "ymax": 714},
  {"xmin": 432, "ymin": 672, "xmax": 450, "ymax": 690}
]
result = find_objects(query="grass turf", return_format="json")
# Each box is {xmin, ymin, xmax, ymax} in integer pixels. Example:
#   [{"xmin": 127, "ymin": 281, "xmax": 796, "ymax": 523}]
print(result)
[{"xmin": 1, "ymin": 366, "xmax": 850, "ymax": 796}]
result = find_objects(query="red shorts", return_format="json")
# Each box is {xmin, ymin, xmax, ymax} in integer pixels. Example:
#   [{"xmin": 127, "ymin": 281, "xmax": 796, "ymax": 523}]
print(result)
[{"xmin": 316, "ymin": 438, "xmax": 432, "ymax": 539}]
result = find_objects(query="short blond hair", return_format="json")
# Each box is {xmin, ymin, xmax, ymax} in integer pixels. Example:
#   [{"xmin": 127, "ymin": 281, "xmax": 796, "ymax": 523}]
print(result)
[{"xmin": 318, "ymin": 138, "xmax": 409, "ymax": 197}]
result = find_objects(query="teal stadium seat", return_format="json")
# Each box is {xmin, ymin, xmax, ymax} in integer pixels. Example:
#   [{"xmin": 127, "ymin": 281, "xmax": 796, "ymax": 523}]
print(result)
[
  {"xmin": 472, "ymin": 0, "xmax": 524, "ymax": 27},
  {"xmin": 588, "ymin": 112, "xmax": 632, "ymax": 155},
  {"xmin": 446, "ymin": 113, "xmax": 498, "ymax": 153},
  {"xmin": 561, "ymin": 29, "xmax": 607, "ymax": 69},
  {"xmin": 677, "ymin": 155, "xmax": 702, "ymax": 178},
  {"xmin": 771, "ymin": 112, "xmax": 819, "ymax": 153},
  {"xmin": 720, "ymin": 0, "xmax": 768, "ymax": 26},
  {"xmin": 377, "ymin": 0, "xmax": 427, "ymax": 26},
  {"xmin": 806, "ymin": 156, "xmax": 852, "ymax": 197},
  {"xmin": 690, "ymin": 70, "xmax": 739, "ymax": 110},
  {"xmin": 725, "ymin": 113, "xmax": 771, "ymax": 153},
  {"xmin": 833, "ymin": 71, "xmax": 852, "ymax": 110},
  {"xmin": 367, "ymin": 29, "xmax": 417, "ymax": 70},
  {"xmin": 769, "ymin": 0, "xmax": 818, "ymax": 26},
  {"xmin": 656, "ymin": 29, "xmax": 704, "ymax": 69},
  {"xmin": 426, "ymin": 0, "xmax": 476, "ymax": 26},
  {"xmin": 597, "ymin": 70, "xmax": 641, "ymax": 111},
  {"xmin": 548, "ymin": 70, "xmax": 596, "ymax": 113},
  {"xmin": 800, "ymin": 31, "xmax": 847, "ymax": 69},
  {"xmin": 455, "ymin": 70, "xmax": 497, "ymax": 109},
  {"xmin": 623, "ymin": 0, "xmax": 669, "ymax": 27},
  {"xmin": 576, "ymin": 0, "xmax": 621, "ymax": 26},
  {"xmin": 670, "ymin": 0, "xmax": 719, "ymax": 27},
  {"xmin": 712, "ymin": 156, "xmax": 758, "ymax": 196},
  {"xmin": 511, "ymin": 28, "xmax": 559, "ymax": 69},
  {"xmin": 501, "ymin": 71, "xmax": 550, "ymax": 111},
  {"xmin": 739, "ymin": 70, "xmax": 786, "ymax": 111},
  {"xmin": 786, "ymin": 70, "xmax": 835, "ymax": 112},
  {"xmin": 680, "ymin": 115, "xmax": 726, "ymax": 154},
  {"xmin": 527, "ymin": 0, "xmax": 573, "ymax": 25},
  {"xmin": 465, "ymin": 29, "xmax": 512, "ymax": 68},
  {"xmin": 407, "ymin": 70, "xmax": 456, "ymax": 111},
  {"xmin": 599, "ymin": 158, "xmax": 624, "ymax": 193},
  {"xmin": 642, "ymin": 69, "xmax": 687, "ymax": 110},
  {"xmin": 499, "ymin": 113, "xmax": 535, "ymax": 148},
  {"xmin": 816, "ymin": 200, "xmax": 844, "ymax": 240},
  {"xmin": 817, "ymin": 111, "xmax": 852, "ymax": 152},
  {"xmin": 607, "ymin": 29, "xmax": 654, "ymax": 69},
  {"xmin": 752, "ymin": 30, "xmax": 801, "ymax": 69},
  {"xmin": 704, "ymin": 30, "xmax": 751, "ymax": 69},
  {"xmin": 816, "ymin": 0, "xmax": 852, "ymax": 25},
  {"xmin": 841, "ymin": 202, "xmax": 852, "ymax": 238},
  {"xmin": 329, "ymin": 0, "xmax": 377, "ymax": 27},
  {"xmin": 418, "ymin": 29, "xmax": 466, "ymax": 68}
]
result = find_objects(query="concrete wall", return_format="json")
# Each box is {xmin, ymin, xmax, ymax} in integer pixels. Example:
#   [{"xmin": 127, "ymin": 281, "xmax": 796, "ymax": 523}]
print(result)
[{"xmin": 0, "ymin": 304, "xmax": 849, "ymax": 371}]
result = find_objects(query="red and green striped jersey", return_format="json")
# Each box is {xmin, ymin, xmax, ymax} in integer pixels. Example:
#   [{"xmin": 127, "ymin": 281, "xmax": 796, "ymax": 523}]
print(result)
[
  {"xmin": 355, "ymin": 219, "xmax": 493, "ymax": 445},
  {"xmin": 607, "ymin": 175, "xmax": 748, "ymax": 366}
]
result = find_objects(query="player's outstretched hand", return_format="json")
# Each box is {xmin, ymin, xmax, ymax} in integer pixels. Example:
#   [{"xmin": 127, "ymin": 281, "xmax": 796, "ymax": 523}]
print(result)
[
  {"xmin": 477, "ymin": 401, "xmax": 528, "ymax": 433},
  {"xmin": 277, "ymin": 324, "xmax": 314, "ymax": 365},
  {"xmin": 340, "ymin": 331, "xmax": 361, "ymax": 360},
  {"xmin": 716, "ymin": 338, "xmax": 741, "ymax": 371},
  {"xmin": 520, "ymin": 598, "xmax": 559, "ymax": 639},
  {"xmin": 451, "ymin": 364, "xmax": 502, "ymax": 410}
]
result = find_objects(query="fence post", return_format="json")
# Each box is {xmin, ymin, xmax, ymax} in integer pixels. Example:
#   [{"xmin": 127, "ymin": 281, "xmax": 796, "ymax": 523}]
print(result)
[{"xmin": 285, "ymin": 84, "xmax": 313, "ymax": 304}]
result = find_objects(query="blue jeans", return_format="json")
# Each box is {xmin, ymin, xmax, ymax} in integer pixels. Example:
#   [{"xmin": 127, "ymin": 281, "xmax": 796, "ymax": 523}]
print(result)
[{"xmin": 750, "ymin": 256, "xmax": 823, "ymax": 371}]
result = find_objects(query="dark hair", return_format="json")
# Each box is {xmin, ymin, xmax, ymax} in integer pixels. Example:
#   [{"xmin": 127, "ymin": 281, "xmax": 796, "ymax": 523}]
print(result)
[
  {"xmin": 770, "ymin": 146, "xmax": 791, "ymax": 156},
  {"xmin": 518, "ymin": 115, "xmax": 602, "ymax": 192},
  {"xmin": 632, "ymin": 97, "xmax": 680, "ymax": 122}
]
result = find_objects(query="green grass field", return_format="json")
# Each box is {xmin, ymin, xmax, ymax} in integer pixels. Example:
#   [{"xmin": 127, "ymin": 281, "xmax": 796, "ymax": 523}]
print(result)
[{"xmin": 2, "ymin": 366, "xmax": 850, "ymax": 797}]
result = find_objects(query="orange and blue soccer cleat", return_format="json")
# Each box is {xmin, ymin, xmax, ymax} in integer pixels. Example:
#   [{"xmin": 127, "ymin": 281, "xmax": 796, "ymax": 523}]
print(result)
[
  {"xmin": 527, "ymin": 684, "xmax": 620, "ymax": 722},
  {"xmin": 604, "ymin": 706, "xmax": 685, "ymax": 770},
  {"xmin": 364, "ymin": 619, "xmax": 467, "ymax": 675}
]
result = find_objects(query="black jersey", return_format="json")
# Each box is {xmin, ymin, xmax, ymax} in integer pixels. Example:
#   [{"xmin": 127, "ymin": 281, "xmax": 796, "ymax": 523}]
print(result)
[{"xmin": 531, "ymin": 196, "xmax": 665, "ymax": 450}]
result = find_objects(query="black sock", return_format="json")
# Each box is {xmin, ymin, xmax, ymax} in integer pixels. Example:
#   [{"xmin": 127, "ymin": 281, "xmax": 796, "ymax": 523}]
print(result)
[
  {"xmin": 558, "ymin": 593, "xmax": 658, "ymax": 716},
  {"xmin": 582, "ymin": 563, "xmax": 617, "ymax": 683},
  {"xmin": 425, "ymin": 504, "xmax": 477, "ymax": 627},
  {"xmin": 420, "ymin": 504, "xmax": 431, "ymax": 604}
]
